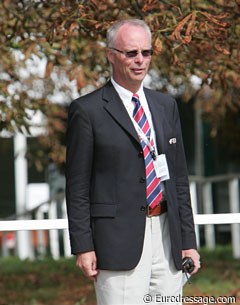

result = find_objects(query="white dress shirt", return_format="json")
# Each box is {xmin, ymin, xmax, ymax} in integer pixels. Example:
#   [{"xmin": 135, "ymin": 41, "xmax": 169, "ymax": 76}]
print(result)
[{"xmin": 111, "ymin": 77, "xmax": 159, "ymax": 154}]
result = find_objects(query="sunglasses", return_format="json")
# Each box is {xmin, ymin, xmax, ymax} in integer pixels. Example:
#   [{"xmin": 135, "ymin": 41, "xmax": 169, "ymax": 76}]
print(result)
[{"xmin": 109, "ymin": 47, "xmax": 153, "ymax": 58}]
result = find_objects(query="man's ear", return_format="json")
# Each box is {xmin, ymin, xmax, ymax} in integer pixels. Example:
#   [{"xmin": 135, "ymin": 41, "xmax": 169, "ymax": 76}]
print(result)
[{"xmin": 106, "ymin": 48, "xmax": 114, "ymax": 64}]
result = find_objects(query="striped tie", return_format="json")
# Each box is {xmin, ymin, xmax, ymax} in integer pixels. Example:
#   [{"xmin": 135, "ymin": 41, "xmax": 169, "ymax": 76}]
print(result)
[{"xmin": 132, "ymin": 94, "xmax": 162, "ymax": 208}]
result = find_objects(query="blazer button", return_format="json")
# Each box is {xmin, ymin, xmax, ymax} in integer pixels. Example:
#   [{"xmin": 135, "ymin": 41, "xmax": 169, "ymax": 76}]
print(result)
[
  {"xmin": 139, "ymin": 177, "xmax": 146, "ymax": 183},
  {"xmin": 140, "ymin": 206, "xmax": 146, "ymax": 212},
  {"xmin": 138, "ymin": 151, "xmax": 143, "ymax": 158}
]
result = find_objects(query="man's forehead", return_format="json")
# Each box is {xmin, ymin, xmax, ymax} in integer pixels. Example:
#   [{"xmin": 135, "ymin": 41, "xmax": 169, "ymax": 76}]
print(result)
[
  {"xmin": 117, "ymin": 24, "xmax": 147, "ymax": 35},
  {"xmin": 115, "ymin": 25, "xmax": 151, "ymax": 46}
]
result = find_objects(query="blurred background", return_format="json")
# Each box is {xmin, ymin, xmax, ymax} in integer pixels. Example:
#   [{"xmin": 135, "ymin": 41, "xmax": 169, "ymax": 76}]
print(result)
[{"xmin": 0, "ymin": 0, "xmax": 239, "ymax": 304}]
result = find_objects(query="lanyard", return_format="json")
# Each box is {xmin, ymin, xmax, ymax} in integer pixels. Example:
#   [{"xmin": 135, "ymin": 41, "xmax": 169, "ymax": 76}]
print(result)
[{"xmin": 132, "ymin": 119, "xmax": 157, "ymax": 160}]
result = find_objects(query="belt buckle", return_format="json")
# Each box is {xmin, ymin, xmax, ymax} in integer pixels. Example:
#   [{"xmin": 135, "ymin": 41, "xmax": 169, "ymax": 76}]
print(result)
[{"xmin": 146, "ymin": 205, "xmax": 156, "ymax": 217}]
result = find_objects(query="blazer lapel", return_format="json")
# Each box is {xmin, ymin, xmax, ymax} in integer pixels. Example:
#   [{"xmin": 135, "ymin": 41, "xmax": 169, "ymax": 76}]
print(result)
[
  {"xmin": 145, "ymin": 89, "xmax": 165, "ymax": 154},
  {"xmin": 102, "ymin": 82, "xmax": 140, "ymax": 144}
]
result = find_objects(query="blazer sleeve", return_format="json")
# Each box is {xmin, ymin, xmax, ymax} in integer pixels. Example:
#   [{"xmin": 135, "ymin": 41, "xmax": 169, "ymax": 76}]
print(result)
[
  {"xmin": 173, "ymin": 100, "xmax": 197, "ymax": 250},
  {"xmin": 65, "ymin": 100, "xmax": 94, "ymax": 255}
]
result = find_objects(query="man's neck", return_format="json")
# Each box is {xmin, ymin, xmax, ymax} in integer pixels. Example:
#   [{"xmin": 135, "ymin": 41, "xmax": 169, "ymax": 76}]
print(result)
[{"xmin": 111, "ymin": 77, "xmax": 142, "ymax": 94}]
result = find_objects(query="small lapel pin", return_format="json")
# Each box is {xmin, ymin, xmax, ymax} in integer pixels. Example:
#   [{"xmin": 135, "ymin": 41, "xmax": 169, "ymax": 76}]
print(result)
[{"xmin": 169, "ymin": 138, "xmax": 177, "ymax": 144}]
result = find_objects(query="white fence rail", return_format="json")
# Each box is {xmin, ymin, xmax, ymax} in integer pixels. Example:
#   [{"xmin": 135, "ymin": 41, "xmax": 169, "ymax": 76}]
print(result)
[
  {"xmin": 1, "ymin": 213, "xmax": 240, "ymax": 231},
  {"xmin": 189, "ymin": 174, "xmax": 240, "ymax": 258},
  {"xmin": 0, "ymin": 174, "xmax": 240, "ymax": 259}
]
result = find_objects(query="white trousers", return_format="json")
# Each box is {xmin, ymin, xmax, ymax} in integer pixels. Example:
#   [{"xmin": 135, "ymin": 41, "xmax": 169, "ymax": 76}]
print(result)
[{"xmin": 94, "ymin": 213, "xmax": 183, "ymax": 305}]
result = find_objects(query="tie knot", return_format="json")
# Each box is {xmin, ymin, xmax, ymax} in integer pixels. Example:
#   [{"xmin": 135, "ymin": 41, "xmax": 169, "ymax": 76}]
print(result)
[{"xmin": 132, "ymin": 93, "xmax": 140, "ymax": 103}]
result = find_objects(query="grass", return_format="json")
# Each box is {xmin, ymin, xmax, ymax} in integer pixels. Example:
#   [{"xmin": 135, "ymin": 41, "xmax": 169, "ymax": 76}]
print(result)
[
  {"xmin": 183, "ymin": 245, "xmax": 240, "ymax": 298},
  {"xmin": 0, "ymin": 245, "xmax": 239, "ymax": 305},
  {"xmin": 0, "ymin": 257, "xmax": 95, "ymax": 305}
]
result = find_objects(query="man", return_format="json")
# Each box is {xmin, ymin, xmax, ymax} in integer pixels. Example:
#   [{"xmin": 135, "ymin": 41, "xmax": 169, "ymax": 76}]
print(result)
[{"xmin": 66, "ymin": 19, "xmax": 200, "ymax": 305}]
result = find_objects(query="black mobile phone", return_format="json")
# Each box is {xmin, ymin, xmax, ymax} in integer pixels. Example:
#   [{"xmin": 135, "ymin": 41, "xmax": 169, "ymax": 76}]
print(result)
[{"xmin": 182, "ymin": 257, "xmax": 195, "ymax": 274}]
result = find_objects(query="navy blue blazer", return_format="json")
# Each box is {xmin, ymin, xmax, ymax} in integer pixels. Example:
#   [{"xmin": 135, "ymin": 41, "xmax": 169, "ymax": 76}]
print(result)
[{"xmin": 65, "ymin": 81, "xmax": 197, "ymax": 271}]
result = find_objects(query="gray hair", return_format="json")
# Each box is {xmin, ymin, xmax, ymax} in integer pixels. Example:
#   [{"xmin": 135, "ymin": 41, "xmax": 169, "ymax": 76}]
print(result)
[{"xmin": 107, "ymin": 19, "xmax": 152, "ymax": 48}]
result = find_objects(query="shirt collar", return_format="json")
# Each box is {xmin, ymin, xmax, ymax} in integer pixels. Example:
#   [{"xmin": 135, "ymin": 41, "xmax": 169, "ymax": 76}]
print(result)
[{"xmin": 111, "ymin": 77, "xmax": 144, "ymax": 101}]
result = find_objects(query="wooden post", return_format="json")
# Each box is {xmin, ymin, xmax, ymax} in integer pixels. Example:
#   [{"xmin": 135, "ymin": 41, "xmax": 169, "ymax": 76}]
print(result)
[
  {"xmin": 229, "ymin": 178, "xmax": 240, "ymax": 258},
  {"xmin": 190, "ymin": 181, "xmax": 200, "ymax": 247},
  {"xmin": 49, "ymin": 200, "xmax": 60, "ymax": 259},
  {"xmin": 202, "ymin": 182, "xmax": 215, "ymax": 249},
  {"xmin": 36, "ymin": 205, "xmax": 47, "ymax": 257},
  {"xmin": 61, "ymin": 198, "xmax": 71, "ymax": 257},
  {"xmin": 14, "ymin": 133, "xmax": 34, "ymax": 259}
]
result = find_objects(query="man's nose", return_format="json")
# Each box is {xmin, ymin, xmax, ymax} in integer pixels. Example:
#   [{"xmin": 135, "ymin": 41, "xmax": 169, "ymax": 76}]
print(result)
[{"xmin": 134, "ymin": 51, "xmax": 144, "ymax": 63}]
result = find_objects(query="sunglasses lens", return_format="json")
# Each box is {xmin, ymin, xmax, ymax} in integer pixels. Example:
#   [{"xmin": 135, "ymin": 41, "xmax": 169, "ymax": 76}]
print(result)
[
  {"xmin": 126, "ymin": 51, "xmax": 138, "ymax": 58},
  {"xmin": 125, "ymin": 49, "xmax": 153, "ymax": 58},
  {"xmin": 142, "ymin": 50, "xmax": 153, "ymax": 57}
]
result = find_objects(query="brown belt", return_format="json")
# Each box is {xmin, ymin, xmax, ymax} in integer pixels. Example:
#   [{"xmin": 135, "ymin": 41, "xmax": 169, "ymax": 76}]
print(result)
[{"xmin": 146, "ymin": 200, "xmax": 168, "ymax": 217}]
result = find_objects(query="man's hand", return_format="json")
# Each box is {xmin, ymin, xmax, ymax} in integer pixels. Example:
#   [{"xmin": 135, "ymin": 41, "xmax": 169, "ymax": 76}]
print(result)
[
  {"xmin": 182, "ymin": 248, "xmax": 201, "ymax": 274},
  {"xmin": 76, "ymin": 251, "xmax": 98, "ymax": 281}
]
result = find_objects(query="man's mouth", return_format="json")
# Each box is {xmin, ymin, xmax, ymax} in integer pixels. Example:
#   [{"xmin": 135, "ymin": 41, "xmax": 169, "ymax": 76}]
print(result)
[{"xmin": 132, "ymin": 68, "xmax": 145, "ymax": 73}]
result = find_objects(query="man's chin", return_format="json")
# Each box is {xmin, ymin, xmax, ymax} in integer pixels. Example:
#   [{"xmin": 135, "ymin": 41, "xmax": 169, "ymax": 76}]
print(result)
[{"xmin": 130, "ymin": 74, "xmax": 146, "ymax": 82}]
